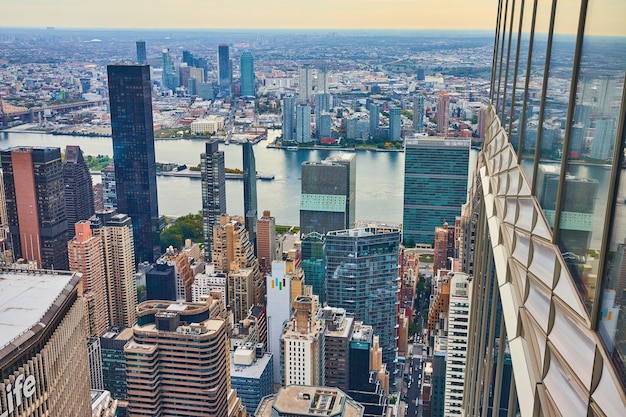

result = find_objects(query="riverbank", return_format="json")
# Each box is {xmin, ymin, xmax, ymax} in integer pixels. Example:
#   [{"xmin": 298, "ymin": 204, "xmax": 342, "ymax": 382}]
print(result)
[{"xmin": 267, "ymin": 143, "xmax": 404, "ymax": 152}]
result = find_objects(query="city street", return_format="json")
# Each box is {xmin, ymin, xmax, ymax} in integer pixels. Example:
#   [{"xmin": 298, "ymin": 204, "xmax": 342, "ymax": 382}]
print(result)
[{"xmin": 404, "ymin": 343, "xmax": 425, "ymax": 416}]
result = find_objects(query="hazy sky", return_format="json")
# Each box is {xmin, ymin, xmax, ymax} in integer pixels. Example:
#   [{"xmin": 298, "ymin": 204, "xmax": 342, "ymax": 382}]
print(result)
[
  {"xmin": 0, "ymin": 0, "xmax": 500, "ymax": 31},
  {"xmin": 0, "ymin": 0, "xmax": 623, "ymax": 36}
]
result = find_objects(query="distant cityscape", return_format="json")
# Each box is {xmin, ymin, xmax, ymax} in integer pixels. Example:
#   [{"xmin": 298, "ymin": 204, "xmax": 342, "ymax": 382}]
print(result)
[{"xmin": 0, "ymin": 7, "xmax": 625, "ymax": 417}]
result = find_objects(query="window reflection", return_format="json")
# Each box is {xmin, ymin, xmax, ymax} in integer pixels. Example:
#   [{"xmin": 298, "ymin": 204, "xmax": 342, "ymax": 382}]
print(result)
[
  {"xmin": 519, "ymin": 0, "xmax": 552, "ymax": 185},
  {"xmin": 558, "ymin": 0, "xmax": 626, "ymax": 390}
]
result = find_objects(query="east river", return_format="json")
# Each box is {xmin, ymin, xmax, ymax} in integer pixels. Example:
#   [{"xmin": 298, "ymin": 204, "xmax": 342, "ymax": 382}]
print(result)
[
  {"xmin": 0, "ymin": 130, "xmax": 421, "ymax": 226},
  {"xmin": 3, "ymin": 129, "xmax": 626, "ymax": 251}
]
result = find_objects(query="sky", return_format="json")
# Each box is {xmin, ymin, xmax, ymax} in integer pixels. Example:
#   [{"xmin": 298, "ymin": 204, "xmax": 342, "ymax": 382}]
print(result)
[
  {"xmin": 0, "ymin": 0, "xmax": 500, "ymax": 31},
  {"xmin": 0, "ymin": 0, "xmax": 624, "ymax": 36}
]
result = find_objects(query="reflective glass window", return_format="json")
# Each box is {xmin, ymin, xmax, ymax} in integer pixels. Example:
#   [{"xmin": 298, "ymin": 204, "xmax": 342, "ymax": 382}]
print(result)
[
  {"xmin": 520, "ymin": 0, "xmax": 553, "ymax": 185},
  {"xmin": 581, "ymin": 0, "xmax": 626, "ymax": 390}
]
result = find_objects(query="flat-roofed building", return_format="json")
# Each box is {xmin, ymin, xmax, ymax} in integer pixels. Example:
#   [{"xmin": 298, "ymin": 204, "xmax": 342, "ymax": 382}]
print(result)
[
  {"xmin": 255, "ymin": 385, "xmax": 364, "ymax": 417},
  {"xmin": 0, "ymin": 268, "xmax": 91, "ymax": 417}
]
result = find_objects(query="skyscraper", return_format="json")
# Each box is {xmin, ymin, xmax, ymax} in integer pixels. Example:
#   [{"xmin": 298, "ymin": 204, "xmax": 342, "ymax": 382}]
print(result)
[
  {"xmin": 64, "ymin": 145, "xmax": 94, "ymax": 238},
  {"xmin": 463, "ymin": 2, "xmax": 626, "ymax": 415},
  {"xmin": 389, "ymin": 107, "xmax": 401, "ymax": 141},
  {"xmin": 256, "ymin": 210, "xmax": 276, "ymax": 272},
  {"xmin": 68, "ymin": 220, "xmax": 109, "ymax": 338},
  {"xmin": 201, "ymin": 141, "xmax": 226, "ymax": 261},
  {"xmin": 368, "ymin": 102, "xmax": 380, "ymax": 137},
  {"xmin": 282, "ymin": 96, "xmax": 296, "ymax": 141},
  {"xmin": 298, "ymin": 66, "xmax": 314, "ymax": 103},
  {"xmin": 240, "ymin": 51, "xmax": 255, "ymax": 97},
  {"xmin": 300, "ymin": 153, "xmax": 356, "ymax": 235},
  {"xmin": 243, "ymin": 142, "xmax": 257, "ymax": 252},
  {"xmin": 0, "ymin": 269, "xmax": 92, "ymax": 417},
  {"xmin": 402, "ymin": 137, "xmax": 470, "ymax": 246},
  {"xmin": 218, "ymin": 43, "xmax": 232, "ymax": 98},
  {"xmin": 295, "ymin": 104, "xmax": 311, "ymax": 143},
  {"xmin": 301, "ymin": 232, "xmax": 326, "ymax": 304},
  {"xmin": 325, "ymin": 225, "xmax": 400, "ymax": 369},
  {"xmin": 212, "ymin": 215, "xmax": 263, "ymax": 306},
  {"xmin": 161, "ymin": 48, "xmax": 178, "ymax": 91},
  {"xmin": 108, "ymin": 64, "xmax": 160, "ymax": 263},
  {"xmin": 437, "ymin": 92, "xmax": 450, "ymax": 136},
  {"xmin": 89, "ymin": 210, "xmax": 136, "ymax": 328},
  {"xmin": 125, "ymin": 298, "xmax": 246, "ymax": 416},
  {"xmin": 1, "ymin": 146, "xmax": 68, "ymax": 269},
  {"xmin": 136, "ymin": 40, "xmax": 146, "ymax": 64},
  {"xmin": 413, "ymin": 94, "xmax": 424, "ymax": 132},
  {"xmin": 280, "ymin": 295, "xmax": 326, "ymax": 386},
  {"xmin": 101, "ymin": 162, "xmax": 116, "ymax": 210}
]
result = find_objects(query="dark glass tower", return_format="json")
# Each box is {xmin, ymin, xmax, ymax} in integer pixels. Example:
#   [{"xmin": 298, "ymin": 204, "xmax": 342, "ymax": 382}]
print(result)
[
  {"xmin": 301, "ymin": 232, "xmax": 326, "ymax": 304},
  {"xmin": 325, "ymin": 225, "xmax": 400, "ymax": 370},
  {"xmin": 402, "ymin": 137, "xmax": 470, "ymax": 246},
  {"xmin": 242, "ymin": 142, "xmax": 257, "ymax": 253},
  {"xmin": 136, "ymin": 40, "xmax": 146, "ymax": 65},
  {"xmin": 282, "ymin": 96, "xmax": 295, "ymax": 141},
  {"xmin": 1, "ymin": 146, "xmax": 68, "ymax": 269},
  {"xmin": 300, "ymin": 153, "xmax": 355, "ymax": 235},
  {"xmin": 201, "ymin": 141, "xmax": 226, "ymax": 261},
  {"xmin": 107, "ymin": 64, "xmax": 160, "ymax": 263},
  {"xmin": 64, "ymin": 145, "xmax": 94, "ymax": 238},
  {"xmin": 217, "ymin": 43, "xmax": 231, "ymax": 98},
  {"xmin": 240, "ymin": 51, "xmax": 255, "ymax": 98}
]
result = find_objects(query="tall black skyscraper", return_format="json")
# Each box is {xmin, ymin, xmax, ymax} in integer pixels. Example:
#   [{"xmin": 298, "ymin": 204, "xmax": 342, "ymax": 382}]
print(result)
[
  {"xmin": 243, "ymin": 142, "xmax": 257, "ymax": 252},
  {"xmin": 136, "ymin": 40, "xmax": 146, "ymax": 65},
  {"xmin": 107, "ymin": 65, "xmax": 160, "ymax": 263},
  {"xmin": 217, "ymin": 43, "xmax": 231, "ymax": 98},
  {"xmin": 201, "ymin": 141, "xmax": 226, "ymax": 261},
  {"xmin": 63, "ymin": 145, "xmax": 94, "ymax": 238}
]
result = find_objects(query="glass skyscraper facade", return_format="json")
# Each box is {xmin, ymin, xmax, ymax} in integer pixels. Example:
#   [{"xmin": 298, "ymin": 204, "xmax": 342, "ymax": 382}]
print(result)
[
  {"xmin": 402, "ymin": 137, "xmax": 470, "ymax": 246},
  {"xmin": 108, "ymin": 64, "xmax": 160, "ymax": 263},
  {"xmin": 218, "ymin": 43, "xmax": 232, "ymax": 98},
  {"xmin": 136, "ymin": 40, "xmax": 146, "ymax": 65},
  {"xmin": 243, "ymin": 142, "xmax": 257, "ymax": 252},
  {"xmin": 282, "ymin": 96, "xmax": 295, "ymax": 141},
  {"xmin": 463, "ymin": 1, "xmax": 626, "ymax": 415},
  {"xmin": 240, "ymin": 51, "xmax": 255, "ymax": 97},
  {"xmin": 325, "ymin": 226, "xmax": 400, "ymax": 369},
  {"xmin": 301, "ymin": 232, "xmax": 326, "ymax": 304},
  {"xmin": 300, "ymin": 153, "xmax": 356, "ymax": 235},
  {"xmin": 201, "ymin": 141, "xmax": 226, "ymax": 261},
  {"xmin": 296, "ymin": 104, "xmax": 311, "ymax": 143}
]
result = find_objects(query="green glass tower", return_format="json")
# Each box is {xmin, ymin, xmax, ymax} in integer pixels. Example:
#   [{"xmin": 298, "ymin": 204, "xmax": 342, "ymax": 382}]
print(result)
[{"xmin": 402, "ymin": 137, "xmax": 470, "ymax": 246}]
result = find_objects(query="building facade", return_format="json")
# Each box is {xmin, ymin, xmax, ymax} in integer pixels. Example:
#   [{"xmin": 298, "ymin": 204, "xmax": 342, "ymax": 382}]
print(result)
[
  {"xmin": 280, "ymin": 295, "xmax": 326, "ymax": 387},
  {"xmin": 218, "ymin": 43, "xmax": 232, "ymax": 98},
  {"xmin": 402, "ymin": 137, "xmax": 470, "ymax": 246},
  {"xmin": 125, "ymin": 299, "xmax": 245, "ymax": 416},
  {"xmin": 301, "ymin": 232, "xmax": 326, "ymax": 304},
  {"xmin": 1, "ymin": 146, "xmax": 69, "ymax": 270},
  {"xmin": 463, "ymin": 1, "xmax": 626, "ymax": 415},
  {"xmin": 282, "ymin": 96, "xmax": 296, "ymax": 141},
  {"xmin": 201, "ymin": 141, "xmax": 226, "ymax": 261},
  {"xmin": 389, "ymin": 107, "xmax": 401, "ymax": 141},
  {"xmin": 243, "ymin": 142, "xmax": 258, "ymax": 251},
  {"xmin": 256, "ymin": 210, "xmax": 277, "ymax": 272},
  {"xmin": 295, "ymin": 104, "xmax": 311, "ymax": 143},
  {"xmin": 108, "ymin": 64, "xmax": 160, "ymax": 263},
  {"xmin": 413, "ymin": 94, "xmax": 424, "ymax": 132},
  {"xmin": 135, "ymin": 40, "xmax": 146, "ymax": 64},
  {"xmin": 69, "ymin": 220, "xmax": 109, "ymax": 338},
  {"xmin": 300, "ymin": 153, "xmax": 356, "ymax": 235},
  {"xmin": 64, "ymin": 145, "xmax": 94, "ymax": 238},
  {"xmin": 437, "ymin": 92, "xmax": 450, "ymax": 136},
  {"xmin": 0, "ymin": 269, "xmax": 91, "ymax": 417},
  {"xmin": 90, "ymin": 210, "xmax": 137, "ymax": 328},
  {"xmin": 325, "ymin": 226, "xmax": 400, "ymax": 369},
  {"xmin": 240, "ymin": 51, "xmax": 255, "ymax": 97}
]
